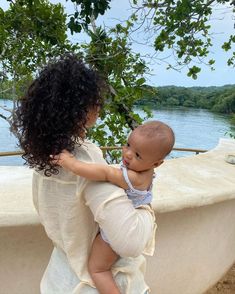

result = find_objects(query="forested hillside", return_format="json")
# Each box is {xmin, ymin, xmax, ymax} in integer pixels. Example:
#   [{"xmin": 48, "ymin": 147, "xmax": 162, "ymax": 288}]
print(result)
[
  {"xmin": 137, "ymin": 85, "xmax": 235, "ymax": 115},
  {"xmin": 1, "ymin": 81, "xmax": 234, "ymax": 117}
]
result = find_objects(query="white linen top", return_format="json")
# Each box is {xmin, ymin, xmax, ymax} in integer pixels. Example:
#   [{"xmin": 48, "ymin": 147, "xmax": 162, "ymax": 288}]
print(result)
[{"xmin": 32, "ymin": 141, "xmax": 157, "ymax": 294}]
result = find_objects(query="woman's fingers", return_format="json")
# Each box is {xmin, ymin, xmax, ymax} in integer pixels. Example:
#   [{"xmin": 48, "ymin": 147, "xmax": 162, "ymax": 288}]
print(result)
[
  {"xmin": 49, "ymin": 154, "xmax": 61, "ymax": 165},
  {"xmin": 49, "ymin": 150, "xmax": 73, "ymax": 166}
]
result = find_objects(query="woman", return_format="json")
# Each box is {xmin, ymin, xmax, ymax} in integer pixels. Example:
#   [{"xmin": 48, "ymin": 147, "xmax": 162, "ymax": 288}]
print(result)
[{"xmin": 13, "ymin": 54, "xmax": 156, "ymax": 293}]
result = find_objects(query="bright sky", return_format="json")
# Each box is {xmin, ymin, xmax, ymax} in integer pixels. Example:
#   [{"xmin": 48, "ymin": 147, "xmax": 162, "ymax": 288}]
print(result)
[{"xmin": 1, "ymin": 0, "xmax": 235, "ymax": 87}]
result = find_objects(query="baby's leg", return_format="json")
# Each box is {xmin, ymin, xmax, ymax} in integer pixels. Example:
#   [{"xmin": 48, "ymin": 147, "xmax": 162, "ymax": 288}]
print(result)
[{"xmin": 88, "ymin": 233, "xmax": 120, "ymax": 294}]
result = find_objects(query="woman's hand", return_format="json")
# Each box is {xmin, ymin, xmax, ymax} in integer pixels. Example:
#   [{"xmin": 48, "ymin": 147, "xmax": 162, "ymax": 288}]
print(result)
[{"xmin": 50, "ymin": 150, "xmax": 75, "ymax": 170}]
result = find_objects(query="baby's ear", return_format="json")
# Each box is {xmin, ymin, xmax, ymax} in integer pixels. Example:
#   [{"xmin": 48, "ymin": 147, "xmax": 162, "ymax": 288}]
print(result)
[{"xmin": 153, "ymin": 160, "xmax": 164, "ymax": 168}]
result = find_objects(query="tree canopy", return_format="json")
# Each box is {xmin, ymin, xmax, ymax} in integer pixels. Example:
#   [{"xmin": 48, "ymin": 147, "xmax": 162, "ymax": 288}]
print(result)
[
  {"xmin": 0, "ymin": 0, "xmax": 72, "ymax": 78},
  {"xmin": 0, "ymin": 0, "xmax": 234, "ymax": 155},
  {"xmin": 67, "ymin": 0, "xmax": 235, "ymax": 78}
]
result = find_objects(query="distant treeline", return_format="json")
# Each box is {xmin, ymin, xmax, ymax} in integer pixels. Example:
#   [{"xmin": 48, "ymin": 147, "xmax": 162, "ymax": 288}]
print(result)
[
  {"xmin": 1, "ymin": 82, "xmax": 235, "ymax": 116},
  {"xmin": 137, "ymin": 84, "xmax": 235, "ymax": 115}
]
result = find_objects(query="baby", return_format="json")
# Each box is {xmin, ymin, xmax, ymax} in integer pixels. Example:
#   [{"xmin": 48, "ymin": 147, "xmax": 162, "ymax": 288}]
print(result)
[{"xmin": 53, "ymin": 120, "xmax": 175, "ymax": 294}]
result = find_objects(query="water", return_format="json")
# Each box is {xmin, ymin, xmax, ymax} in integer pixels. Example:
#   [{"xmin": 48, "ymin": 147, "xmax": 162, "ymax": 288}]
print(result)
[
  {"xmin": 0, "ymin": 99, "xmax": 234, "ymax": 165},
  {"xmin": 141, "ymin": 107, "xmax": 234, "ymax": 158},
  {"xmin": 0, "ymin": 100, "xmax": 24, "ymax": 165}
]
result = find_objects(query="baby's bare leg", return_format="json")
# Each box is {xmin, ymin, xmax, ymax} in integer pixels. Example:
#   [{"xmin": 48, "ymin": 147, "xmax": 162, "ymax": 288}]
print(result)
[{"xmin": 88, "ymin": 233, "xmax": 120, "ymax": 294}]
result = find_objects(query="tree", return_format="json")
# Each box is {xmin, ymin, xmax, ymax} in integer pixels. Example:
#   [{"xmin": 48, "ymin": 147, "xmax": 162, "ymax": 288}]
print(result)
[
  {"xmin": 58, "ymin": 0, "xmax": 235, "ymax": 149},
  {"xmin": 0, "ymin": 0, "xmax": 75, "ymax": 138},
  {"xmin": 82, "ymin": 24, "xmax": 151, "ymax": 161},
  {"xmin": 1, "ymin": 1, "xmax": 152, "ymax": 162},
  {"xmin": 0, "ymin": 0, "xmax": 72, "ymax": 77},
  {"xmin": 212, "ymin": 88, "xmax": 235, "ymax": 113},
  {"xmin": 1, "ymin": 0, "xmax": 234, "ymax": 159},
  {"xmin": 67, "ymin": 0, "xmax": 235, "ymax": 78}
]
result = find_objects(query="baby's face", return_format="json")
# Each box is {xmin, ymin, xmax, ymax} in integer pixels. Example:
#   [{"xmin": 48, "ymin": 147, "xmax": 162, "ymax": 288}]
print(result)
[{"xmin": 122, "ymin": 130, "xmax": 162, "ymax": 172}]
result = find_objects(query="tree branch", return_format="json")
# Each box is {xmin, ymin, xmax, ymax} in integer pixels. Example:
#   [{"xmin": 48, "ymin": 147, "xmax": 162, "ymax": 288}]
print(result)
[
  {"xmin": 0, "ymin": 87, "xmax": 12, "ymax": 93},
  {"xmin": 109, "ymin": 85, "xmax": 139, "ymax": 130},
  {"xmin": 0, "ymin": 105, "xmax": 12, "ymax": 113},
  {"xmin": 0, "ymin": 113, "xmax": 7, "ymax": 121},
  {"xmin": 89, "ymin": 17, "xmax": 140, "ymax": 130}
]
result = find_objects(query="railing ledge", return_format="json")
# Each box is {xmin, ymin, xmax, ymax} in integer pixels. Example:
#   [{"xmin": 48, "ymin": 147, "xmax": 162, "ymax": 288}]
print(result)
[{"xmin": 0, "ymin": 147, "xmax": 207, "ymax": 157}]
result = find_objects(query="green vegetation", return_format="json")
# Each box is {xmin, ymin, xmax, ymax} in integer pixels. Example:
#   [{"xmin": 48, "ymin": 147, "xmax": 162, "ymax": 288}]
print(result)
[
  {"xmin": 137, "ymin": 84, "xmax": 235, "ymax": 115},
  {"xmin": 66, "ymin": 0, "xmax": 235, "ymax": 79},
  {"xmin": 0, "ymin": 79, "xmax": 13, "ymax": 100},
  {"xmin": 0, "ymin": 0, "xmax": 234, "ymax": 159}
]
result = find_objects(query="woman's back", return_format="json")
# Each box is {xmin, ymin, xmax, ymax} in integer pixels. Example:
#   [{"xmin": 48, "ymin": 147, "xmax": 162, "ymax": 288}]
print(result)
[{"xmin": 34, "ymin": 141, "xmax": 152, "ymax": 293}]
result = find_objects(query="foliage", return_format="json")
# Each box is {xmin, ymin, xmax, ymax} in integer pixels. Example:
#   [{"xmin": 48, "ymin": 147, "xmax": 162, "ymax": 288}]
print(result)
[
  {"xmin": 0, "ymin": 0, "xmax": 75, "ymax": 138},
  {"xmin": 82, "ymin": 23, "xmax": 150, "ymax": 162},
  {"xmin": 139, "ymin": 0, "xmax": 217, "ymax": 78},
  {"xmin": 0, "ymin": 76, "xmax": 13, "ymax": 99},
  {"xmin": 67, "ymin": 0, "xmax": 235, "ymax": 79},
  {"xmin": 0, "ymin": 0, "xmax": 73, "ymax": 80},
  {"xmin": 0, "ymin": 1, "xmax": 150, "ymax": 162},
  {"xmin": 231, "ymin": 114, "xmax": 235, "ymax": 125},
  {"xmin": 212, "ymin": 88, "xmax": 235, "ymax": 114},
  {"xmin": 136, "ymin": 84, "xmax": 235, "ymax": 115},
  {"xmin": 228, "ymin": 114, "xmax": 235, "ymax": 138},
  {"xmin": 67, "ymin": 0, "xmax": 111, "ymax": 33},
  {"xmin": 0, "ymin": 74, "xmax": 33, "ymax": 100},
  {"xmin": 0, "ymin": 0, "xmax": 235, "ymax": 161}
]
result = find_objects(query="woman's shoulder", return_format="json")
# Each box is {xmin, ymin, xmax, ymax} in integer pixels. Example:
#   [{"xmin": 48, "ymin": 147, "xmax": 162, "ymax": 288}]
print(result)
[
  {"xmin": 84, "ymin": 140, "xmax": 103, "ymax": 152},
  {"xmin": 74, "ymin": 140, "xmax": 105, "ymax": 164}
]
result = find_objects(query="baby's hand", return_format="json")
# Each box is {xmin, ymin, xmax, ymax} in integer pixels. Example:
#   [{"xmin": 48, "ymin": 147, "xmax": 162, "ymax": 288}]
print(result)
[{"xmin": 51, "ymin": 150, "xmax": 75, "ymax": 168}]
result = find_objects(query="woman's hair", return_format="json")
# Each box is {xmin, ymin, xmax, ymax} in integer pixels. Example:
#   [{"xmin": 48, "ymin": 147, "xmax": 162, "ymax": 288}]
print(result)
[{"xmin": 13, "ymin": 54, "xmax": 105, "ymax": 176}]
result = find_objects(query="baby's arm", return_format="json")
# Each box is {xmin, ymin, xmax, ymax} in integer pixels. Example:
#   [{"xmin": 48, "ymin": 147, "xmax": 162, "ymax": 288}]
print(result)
[{"xmin": 53, "ymin": 150, "xmax": 131, "ymax": 189}]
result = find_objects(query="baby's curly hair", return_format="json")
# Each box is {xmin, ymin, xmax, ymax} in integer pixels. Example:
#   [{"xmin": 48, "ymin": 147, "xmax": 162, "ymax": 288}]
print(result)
[{"xmin": 13, "ymin": 54, "xmax": 105, "ymax": 176}]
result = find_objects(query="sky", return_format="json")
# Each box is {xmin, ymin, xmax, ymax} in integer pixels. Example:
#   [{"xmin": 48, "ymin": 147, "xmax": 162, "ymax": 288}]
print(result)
[{"xmin": 1, "ymin": 0, "xmax": 235, "ymax": 87}]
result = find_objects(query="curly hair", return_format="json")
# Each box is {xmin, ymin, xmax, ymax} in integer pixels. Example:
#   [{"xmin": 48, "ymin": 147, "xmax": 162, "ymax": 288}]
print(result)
[{"xmin": 13, "ymin": 54, "xmax": 105, "ymax": 176}]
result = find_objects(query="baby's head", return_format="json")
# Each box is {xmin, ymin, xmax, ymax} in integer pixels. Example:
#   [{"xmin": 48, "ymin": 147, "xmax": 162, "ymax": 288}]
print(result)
[{"xmin": 122, "ymin": 121, "xmax": 175, "ymax": 172}]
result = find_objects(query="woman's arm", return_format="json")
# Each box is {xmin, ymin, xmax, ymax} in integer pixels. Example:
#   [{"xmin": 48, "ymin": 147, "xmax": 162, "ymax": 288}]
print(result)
[
  {"xmin": 83, "ymin": 181, "xmax": 156, "ymax": 257},
  {"xmin": 74, "ymin": 142, "xmax": 156, "ymax": 258},
  {"xmin": 53, "ymin": 150, "xmax": 130, "ymax": 189}
]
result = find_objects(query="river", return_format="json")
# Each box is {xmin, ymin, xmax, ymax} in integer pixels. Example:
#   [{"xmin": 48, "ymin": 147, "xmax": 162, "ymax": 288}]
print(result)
[{"xmin": 0, "ymin": 99, "xmax": 234, "ymax": 166}]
